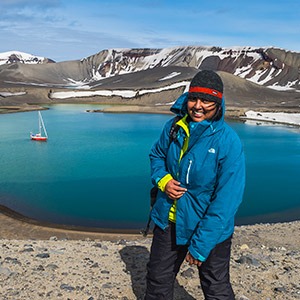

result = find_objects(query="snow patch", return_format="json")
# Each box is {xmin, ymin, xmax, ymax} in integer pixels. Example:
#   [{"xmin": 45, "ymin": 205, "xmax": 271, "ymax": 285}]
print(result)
[
  {"xmin": 51, "ymin": 81, "xmax": 189, "ymax": 99},
  {"xmin": 242, "ymin": 110, "xmax": 300, "ymax": 126},
  {"xmin": 159, "ymin": 72, "xmax": 181, "ymax": 81},
  {"xmin": 0, "ymin": 92, "xmax": 26, "ymax": 97}
]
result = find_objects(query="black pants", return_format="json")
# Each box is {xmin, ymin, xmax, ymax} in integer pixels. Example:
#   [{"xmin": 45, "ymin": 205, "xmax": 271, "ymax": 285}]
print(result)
[{"xmin": 145, "ymin": 223, "xmax": 234, "ymax": 300}]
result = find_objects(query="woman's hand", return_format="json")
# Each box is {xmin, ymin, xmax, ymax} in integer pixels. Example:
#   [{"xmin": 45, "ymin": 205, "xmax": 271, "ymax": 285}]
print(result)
[
  {"xmin": 185, "ymin": 252, "xmax": 202, "ymax": 267},
  {"xmin": 165, "ymin": 179, "xmax": 187, "ymax": 200}
]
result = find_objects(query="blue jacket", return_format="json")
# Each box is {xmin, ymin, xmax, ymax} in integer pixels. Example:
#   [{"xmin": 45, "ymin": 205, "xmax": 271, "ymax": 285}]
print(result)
[{"xmin": 149, "ymin": 92, "xmax": 245, "ymax": 262}]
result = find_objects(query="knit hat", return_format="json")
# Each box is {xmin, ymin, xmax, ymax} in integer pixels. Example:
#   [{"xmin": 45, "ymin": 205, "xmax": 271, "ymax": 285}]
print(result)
[{"xmin": 188, "ymin": 70, "xmax": 223, "ymax": 104}]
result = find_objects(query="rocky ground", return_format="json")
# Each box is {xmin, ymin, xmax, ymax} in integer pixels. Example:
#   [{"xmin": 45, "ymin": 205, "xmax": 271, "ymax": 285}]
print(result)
[{"xmin": 0, "ymin": 211, "xmax": 299, "ymax": 300}]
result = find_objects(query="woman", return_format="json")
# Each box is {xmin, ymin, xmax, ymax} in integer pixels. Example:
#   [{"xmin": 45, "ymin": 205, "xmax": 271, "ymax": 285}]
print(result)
[{"xmin": 145, "ymin": 70, "xmax": 245, "ymax": 300}]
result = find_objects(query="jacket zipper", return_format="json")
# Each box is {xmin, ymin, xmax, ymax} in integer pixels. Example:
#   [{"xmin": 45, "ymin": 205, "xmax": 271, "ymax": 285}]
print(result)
[{"xmin": 186, "ymin": 159, "xmax": 192, "ymax": 184}]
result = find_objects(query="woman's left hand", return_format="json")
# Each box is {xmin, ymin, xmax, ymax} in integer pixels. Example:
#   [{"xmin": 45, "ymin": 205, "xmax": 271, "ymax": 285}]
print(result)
[
  {"xmin": 185, "ymin": 252, "xmax": 202, "ymax": 267},
  {"xmin": 164, "ymin": 179, "xmax": 187, "ymax": 201}
]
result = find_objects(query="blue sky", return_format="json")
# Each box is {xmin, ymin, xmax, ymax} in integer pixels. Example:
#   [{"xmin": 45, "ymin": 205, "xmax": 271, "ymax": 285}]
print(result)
[{"xmin": 0, "ymin": 0, "xmax": 299, "ymax": 62}]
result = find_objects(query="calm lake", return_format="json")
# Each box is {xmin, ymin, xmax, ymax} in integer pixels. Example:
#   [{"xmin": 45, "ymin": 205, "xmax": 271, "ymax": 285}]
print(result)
[{"xmin": 0, "ymin": 104, "xmax": 299, "ymax": 230}]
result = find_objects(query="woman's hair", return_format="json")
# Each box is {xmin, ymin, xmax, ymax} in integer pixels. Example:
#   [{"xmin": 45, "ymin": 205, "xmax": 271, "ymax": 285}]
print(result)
[{"xmin": 211, "ymin": 104, "xmax": 222, "ymax": 121}]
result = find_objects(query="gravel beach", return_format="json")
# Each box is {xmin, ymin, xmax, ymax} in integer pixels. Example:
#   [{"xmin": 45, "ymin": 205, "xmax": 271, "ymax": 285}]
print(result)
[{"xmin": 0, "ymin": 211, "xmax": 299, "ymax": 300}]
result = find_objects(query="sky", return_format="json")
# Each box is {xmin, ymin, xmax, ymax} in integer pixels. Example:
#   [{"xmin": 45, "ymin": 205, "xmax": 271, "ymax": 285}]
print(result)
[{"xmin": 0, "ymin": 0, "xmax": 299, "ymax": 62}]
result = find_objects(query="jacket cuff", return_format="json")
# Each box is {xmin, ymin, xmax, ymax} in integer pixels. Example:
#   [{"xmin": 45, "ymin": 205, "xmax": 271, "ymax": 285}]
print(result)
[
  {"xmin": 157, "ymin": 174, "xmax": 173, "ymax": 192},
  {"xmin": 188, "ymin": 246, "xmax": 206, "ymax": 262}
]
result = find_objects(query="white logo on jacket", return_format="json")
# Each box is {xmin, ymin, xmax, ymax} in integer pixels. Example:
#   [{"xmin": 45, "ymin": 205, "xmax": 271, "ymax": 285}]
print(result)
[{"xmin": 208, "ymin": 148, "xmax": 216, "ymax": 154}]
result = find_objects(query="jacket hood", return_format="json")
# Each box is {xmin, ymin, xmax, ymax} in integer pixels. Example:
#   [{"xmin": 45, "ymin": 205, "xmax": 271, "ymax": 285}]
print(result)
[{"xmin": 170, "ymin": 92, "xmax": 226, "ymax": 133}]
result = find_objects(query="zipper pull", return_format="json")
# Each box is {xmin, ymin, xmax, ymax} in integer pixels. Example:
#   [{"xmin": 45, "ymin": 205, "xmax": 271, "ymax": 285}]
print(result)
[{"xmin": 186, "ymin": 159, "xmax": 192, "ymax": 185}]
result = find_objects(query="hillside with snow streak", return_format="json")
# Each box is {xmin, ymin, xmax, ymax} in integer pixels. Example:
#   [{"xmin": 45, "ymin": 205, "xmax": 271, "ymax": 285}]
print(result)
[
  {"xmin": 0, "ymin": 46, "xmax": 299, "ymax": 114},
  {"xmin": 0, "ymin": 46, "xmax": 299, "ymax": 92},
  {"xmin": 80, "ymin": 46, "xmax": 300, "ymax": 91}
]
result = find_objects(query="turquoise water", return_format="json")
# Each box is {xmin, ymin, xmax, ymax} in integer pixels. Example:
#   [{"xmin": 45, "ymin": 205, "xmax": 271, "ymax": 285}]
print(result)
[{"xmin": 0, "ymin": 104, "xmax": 299, "ymax": 229}]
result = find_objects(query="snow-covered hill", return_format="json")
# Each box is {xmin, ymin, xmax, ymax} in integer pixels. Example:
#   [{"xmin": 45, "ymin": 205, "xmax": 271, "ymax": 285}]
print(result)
[
  {"xmin": 80, "ymin": 46, "xmax": 300, "ymax": 91},
  {"xmin": 1, "ymin": 46, "xmax": 299, "ymax": 92},
  {"xmin": 0, "ymin": 51, "xmax": 54, "ymax": 65}
]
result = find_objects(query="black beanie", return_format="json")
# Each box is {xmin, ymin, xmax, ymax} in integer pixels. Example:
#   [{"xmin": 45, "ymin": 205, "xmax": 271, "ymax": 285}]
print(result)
[{"xmin": 188, "ymin": 70, "xmax": 223, "ymax": 104}]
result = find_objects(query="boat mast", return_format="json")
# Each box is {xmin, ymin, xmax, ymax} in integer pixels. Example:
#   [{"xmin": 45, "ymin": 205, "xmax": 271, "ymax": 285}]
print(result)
[{"xmin": 38, "ymin": 111, "xmax": 48, "ymax": 138}]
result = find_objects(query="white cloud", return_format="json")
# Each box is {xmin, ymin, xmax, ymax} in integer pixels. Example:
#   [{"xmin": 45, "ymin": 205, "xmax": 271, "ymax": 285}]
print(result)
[{"xmin": 0, "ymin": 0, "xmax": 299, "ymax": 61}]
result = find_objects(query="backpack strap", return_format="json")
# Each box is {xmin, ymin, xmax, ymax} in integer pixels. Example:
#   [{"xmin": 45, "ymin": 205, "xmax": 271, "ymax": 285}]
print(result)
[{"xmin": 169, "ymin": 115, "xmax": 181, "ymax": 144}]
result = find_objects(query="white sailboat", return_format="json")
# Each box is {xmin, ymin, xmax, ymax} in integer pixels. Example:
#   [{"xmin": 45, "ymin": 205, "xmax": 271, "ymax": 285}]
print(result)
[{"xmin": 30, "ymin": 111, "xmax": 48, "ymax": 141}]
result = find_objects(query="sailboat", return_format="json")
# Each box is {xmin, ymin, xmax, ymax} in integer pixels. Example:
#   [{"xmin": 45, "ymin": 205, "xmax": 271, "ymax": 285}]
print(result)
[{"xmin": 30, "ymin": 111, "xmax": 48, "ymax": 141}]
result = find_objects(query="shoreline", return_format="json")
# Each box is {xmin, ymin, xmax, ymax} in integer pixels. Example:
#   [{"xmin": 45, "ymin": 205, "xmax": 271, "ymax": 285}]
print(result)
[
  {"xmin": 0, "ymin": 205, "xmax": 142, "ymax": 241},
  {"xmin": 2, "ymin": 202, "xmax": 300, "ymax": 240},
  {"xmin": 1, "ymin": 199, "xmax": 300, "ymax": 244},
  {"xmin": 1, "ymin": 200, "xmax": 300, "ymax": 243},
  {"xmin": 1, "ymin": 103, "xmax": 300, "ymax": 127},
  {"xmin": 0, "ymin": 104, "xmax": 49, "ymax": 114}
]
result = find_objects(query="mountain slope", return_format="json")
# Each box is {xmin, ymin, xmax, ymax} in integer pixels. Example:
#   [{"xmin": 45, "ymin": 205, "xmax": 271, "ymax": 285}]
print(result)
[
  {"xmin": 0, "ymin": 46, "xmax": 299, "ymax": 90},
  {"xmin": 0, "ymin": 46, "xmax": 299, "ymax": 112}
]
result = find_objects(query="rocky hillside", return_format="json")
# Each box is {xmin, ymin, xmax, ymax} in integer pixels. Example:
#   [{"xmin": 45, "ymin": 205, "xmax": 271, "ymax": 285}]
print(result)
[
  {"xmin": 1, "ymin": 46, "xmax": 299, "ymax": 89},
  {"xmin": 0, "ymin": 46, "xmax": 299, "ymax": 111},
  {"xmin": 82, "ymin": 46, "xmax": 300, "ymax": 91}
]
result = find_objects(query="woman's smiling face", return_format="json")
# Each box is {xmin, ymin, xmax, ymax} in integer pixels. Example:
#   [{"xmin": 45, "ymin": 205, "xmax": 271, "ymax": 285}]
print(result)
[{"xmin": 187, "ymin": 97, "xmax": 218, "ymax": 122}]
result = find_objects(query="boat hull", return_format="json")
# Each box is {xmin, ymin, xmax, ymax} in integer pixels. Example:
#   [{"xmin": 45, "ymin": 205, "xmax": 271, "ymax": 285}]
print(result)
[{"xmin": 30, "ymin": 134, "xmax": 47, "ymax": 141}]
